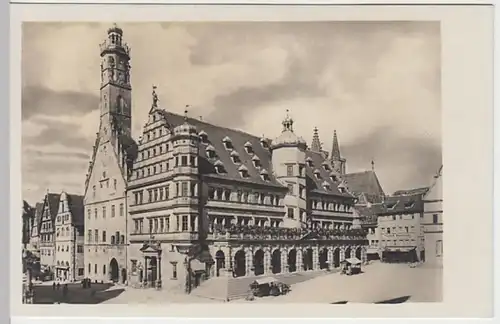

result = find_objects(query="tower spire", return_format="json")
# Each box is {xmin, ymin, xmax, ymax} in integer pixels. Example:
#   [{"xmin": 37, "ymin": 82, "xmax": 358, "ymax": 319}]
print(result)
[
  {"xmin": 311, "ymin": 127, "xmax": 322, "ymax": 152},
  {"xmin": 331, "ymin": 130, "xmax": 341, "ymax": 159},
  {"xmin": 371, "ymin": 159, "xmax": 375, "ymax": 171}
]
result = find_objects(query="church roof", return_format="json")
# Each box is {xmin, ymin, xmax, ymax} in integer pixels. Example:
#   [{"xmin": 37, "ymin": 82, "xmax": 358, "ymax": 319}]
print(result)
[
  {"xmin": 159, "ymin": 111, "xmax": 285, "ymax": 189},
  {"xmin": 343, "ymin": 170, "xmax": 385, "ymax": 202},
  {"xmin": 67, "ymin": 194, "xmax": 84, "ymax": 226}
]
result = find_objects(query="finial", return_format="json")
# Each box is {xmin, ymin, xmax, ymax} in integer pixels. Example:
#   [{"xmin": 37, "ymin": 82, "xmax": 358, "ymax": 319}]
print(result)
[
  {"xmin": 184, "ymin": 105, "xmax": 190, "ymax": 121},
  {"xmin": 371, "ymin": 160, "xmax": 375, "ymax": 171},
  {"xmin": 152, "ymin": 85, "xmax": 159, "ymax": 108}
]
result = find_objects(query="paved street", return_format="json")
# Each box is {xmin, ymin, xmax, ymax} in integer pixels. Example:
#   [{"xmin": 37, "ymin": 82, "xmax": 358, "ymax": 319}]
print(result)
[
  {"xmin": 98, "ymin": 261, "xmax": 441, "ymax": 304},
  {"xmin": 32, "ymin": 282, "xmax": 122, "ymax": 304},
  {"xmin": 238, "ymin": 261, "xmax": 442, "ymax": 304}
]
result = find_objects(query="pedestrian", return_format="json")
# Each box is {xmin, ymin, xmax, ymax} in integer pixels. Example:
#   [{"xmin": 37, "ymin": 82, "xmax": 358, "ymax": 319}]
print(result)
[
  {"xmin": 56, "ymin": 282, "xmax": 60, "ymax": 290},
  {"xmin": 52, "ymin": 282, "xmax": 56, "ymax": 290}
]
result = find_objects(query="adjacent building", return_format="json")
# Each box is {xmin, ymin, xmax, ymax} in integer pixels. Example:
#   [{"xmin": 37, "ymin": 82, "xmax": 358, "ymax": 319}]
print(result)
[
  {"xmin": 38, "ymin": 193, "xmax": 61, "ymax": 271},
  {"xmin": 54, "ymin": 192, "xmax": 85, "ymax": 281},
  {"xmin": 27, "ymin": 202, "xmax": 43, "ymax": 257},
  {"xmin": 423, "ymin": 166, "xmax": 443, "ymax": 267}
]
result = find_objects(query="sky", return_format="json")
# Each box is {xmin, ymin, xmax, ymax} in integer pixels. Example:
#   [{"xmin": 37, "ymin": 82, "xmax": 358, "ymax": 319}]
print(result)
[{"xmin": 21, "ymin": 21, "xmax": 442, "ymax": 205}]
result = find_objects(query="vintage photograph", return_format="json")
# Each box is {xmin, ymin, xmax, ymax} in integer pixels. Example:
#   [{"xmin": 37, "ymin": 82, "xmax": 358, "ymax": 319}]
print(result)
[{"xmin": 21, "ymin": 21, "xmax": 443, "ymax": 305}]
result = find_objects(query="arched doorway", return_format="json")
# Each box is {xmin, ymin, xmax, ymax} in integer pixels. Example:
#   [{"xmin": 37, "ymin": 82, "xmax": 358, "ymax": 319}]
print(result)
[
  {"xmin": 271, "ymin": 250, "xmax": 281, "ymax": 274},
  {"xmin": 215, "ymin": 250, "xmax": 225, "ymax": 277},
  {"xmin": 234, "ymin": 250, "xmax": 246, "ymax": 277},
  {"xmin": 303, "ymin": 248, "xmax": 313, "ymax": 271},
  {"xmin": 109, "ymin": 258, "xmax": 119, "ymax": 282},
  {"xmin": 254, "ymin": 249, "xmax": 265, "ymax": 276},
  {"xmin": 319, "ymin": 248, "xmax": 328, "ymax": 269},
  {"xmin": 121, "ymin": 268, "xmax": 127, "ymax": 284},
  {"xmin": 345, "ymin": 247, "xmax": 352, "ymax": 259},
  {"xmin": 333, "ymin": 248, "xmax": 340, "ymax": 268},
  {"xmin": 288, "ymin": 249, "xmax": 297, "ymax": 272},
  {"xmin": 355, "ymin": 247, "xmax": 362, "ymax": 260}
]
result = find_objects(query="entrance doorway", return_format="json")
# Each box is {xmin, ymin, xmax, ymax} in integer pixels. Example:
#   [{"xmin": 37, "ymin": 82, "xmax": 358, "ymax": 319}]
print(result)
[
  {"xmin": 215, "ymin": 250, "xmax": 225, "ymax": 277},
  {"xmin": 254, "ymin": 249, "xmax": 265, "ymax": 275},
  {"xmin": 121, "ymin": 268, "xmax": 127, "ymax": 284},
  {"xmin": 109, "ymin": 258, "xmax": 119, "ymax": 282},
  {"xmin": 319, "ymin": 249, "xmax": 328, "ymax": 269},
  {"xmin": 234, "ymin": 250, "xmax": 246, "ymax": 277},
  {"xmin": 303, "ymin": 248, "xmax": 313, "ymax": 271},
  {"xmin": 288, "ymin": 249, "xmax": 297, "ymax": 272},
  {"xmin": 333, "ymin": 248, "xmax": 340, "ymax": 268},
  {"xmin": 271, "ymin": 250, "xmax": 281, "ymax": 274}
]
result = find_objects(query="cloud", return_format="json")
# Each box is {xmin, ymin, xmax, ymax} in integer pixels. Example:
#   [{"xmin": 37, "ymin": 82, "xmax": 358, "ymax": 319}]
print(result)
[{"xmin": 21, "ymin": 21, "xmax": 442, "ymax": 205}]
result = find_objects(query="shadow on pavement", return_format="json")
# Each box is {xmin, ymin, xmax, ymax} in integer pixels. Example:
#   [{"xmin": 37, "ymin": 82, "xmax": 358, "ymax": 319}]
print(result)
[
  {"xmin": 330, "ymin": 301, "xmax": 349, "ymax": 304},
  {"xmin": 32, "ymin": 283, "xmax": 125, "ymax": 304},
  {"xmin": 375, "ymin": 295, "xmax": 411, "ymax": 304}
]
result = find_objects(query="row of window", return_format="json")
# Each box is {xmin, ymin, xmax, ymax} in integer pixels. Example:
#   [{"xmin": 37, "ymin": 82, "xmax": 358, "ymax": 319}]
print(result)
[
  {"xmin": 133, "ymin": 182, "xmax": 196, "ymax": 205},
  {"xmin": 208, "ymin": 187, "xmax": 282, "ymax": 206},
  {"xmin": 381, "ymin": 239, "xmax": 416, "ymax": 245},
  {"xmin": 56, "ymin": 214, "xmax": 70, "ymax": 223},
  {"xmin": 87, "ymin": 229, "xmax": 125, "ymax": 244},
  {"xmin": 56, "ymin": 226, "xmax": 71, "ymax": 237},
  {"xmin": 91, "ymin": 172, "xmax": 118, "ymax": 197},
  {"xmin": 87, "ymin": 203, "xmax": 124, "ymax": 220},
  {"xmin": 133, "ymin": 215, "xmax": 192, "ymax": 234},
  {"xmin": 381, "ymin": 226, "xmax": 415, "ymax": 234},
  {"xmin": 311, "ymin": 199, "xmax": 352, "ymax": 212},
  {"xmin": 380, "ymin": 214, "xmax": 422, "ymax": 221},
  {"xmin": 135, "ymin": 154, "xmax": 197, "ymax": 179}
]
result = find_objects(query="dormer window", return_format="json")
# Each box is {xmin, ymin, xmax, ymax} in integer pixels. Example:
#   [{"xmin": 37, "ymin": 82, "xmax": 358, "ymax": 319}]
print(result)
[
  {"xmin": 313, "ymin": 169, "xmax": 321, "ymax": 179},
  {"xmin": 252, "ymin": 154, "xmax": 261, "ymax": 168},
  {"xmin": 322, "ymin": 181, "xmax": 330, "ymax": 191},
  {"xmin": 260, "ymin": 137, "xmax": 268, "ymax": 148},
  {"xmin": 230, "ymin": 150, "xmax": 241, "ymax": 164},
  {"xmin": 260, "ymin": 169, "xmax": 270, "ymax": 181},
  {"xmin": 306, "ymin": 157, "xmax": 313, "ymax": 167},
  {"xmin": 214, "ymin": 160, "xmax": 225, "ymax": 174},
  {"xmin": 404, "ymin": 201, "xmax": 415, "ymax": 209},
  {"xmin": 206, "ymin": 145, "xmax": 216, "ymax": 159},
  {"xmin": 322, "ymin": 163, "xmax": 330, "ymax": 171},
  {"xmin": 238, "ymin": 164, "xmax": 249, "ymax": 178},
  {"xmin": 329, "ymin": 171, "xmax": 338, "ymax": 182},
  {"xmin": 222, "ymin": 136, "xmax": 233, "ymax": 150},
  {"xmin": 102, "ymin": 171, "xmax": 106, "ymax": 178},
  {"xmin": 244, "ymin": 141, "xmax": 253, "ymax": 154},
  {"xmin": 338, "ymin": 183, "xmax": 347, "ymax": 193},
  {"xmin": 199, "ymin": 130, "xmax": 208, "ymax": 143},
  {"xmin": 386, "ymin": 201, "xmax": 398, "ymax": 209}
]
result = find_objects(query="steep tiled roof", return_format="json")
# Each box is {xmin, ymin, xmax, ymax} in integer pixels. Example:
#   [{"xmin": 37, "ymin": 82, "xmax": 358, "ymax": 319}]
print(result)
[
  {"xmin": 356, "ymin": 203, "xmax": 385, "ymax": 225},
  {"xmin": 393, "ymin": 187, "xmax": 430, "ymax": 196},
  {"xmin": 158, "ymin": 111, "xmax": 285, "ymax": 189},
  {"xmin": 343, "ymin": 171, "xmax": 385, "ymax": 202},
  {"xmin": 305, "ymin": 150, "xmax": 353, "ymax": 198},
  {"xmin": 376, "ymin": 194, "xmax": 424, "ymax": 215},
  {"xmin": 34, "ymin": 202, "xmax": 44, "ymax": 228},
  {"xmin": 46, "ymin": 193, "xmax": 61, "ymax": 220},
  {"xmin": 67, "ymin": 194, "xmax": 84, "ymax": 226}
]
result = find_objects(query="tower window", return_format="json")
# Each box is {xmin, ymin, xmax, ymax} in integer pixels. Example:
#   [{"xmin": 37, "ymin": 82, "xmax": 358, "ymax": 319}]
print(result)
[
  {"xmin": 287, "ymin": 165, "xmax": 293, "ymax": 177},
  {"xmin": 181, "ymin": 156, "xmax": 188, "ymax": 166}
]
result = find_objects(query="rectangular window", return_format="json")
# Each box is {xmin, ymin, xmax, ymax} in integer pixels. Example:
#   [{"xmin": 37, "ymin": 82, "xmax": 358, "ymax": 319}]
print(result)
[
  {"xmin": 166, "ymin": 217, "xmax": 170, "ymax": 232},
  {"xmin": 111, "ymin": 205, "xmax": 116, "ymax": 217},
  {"xmin": 387, "ymin": 228, "xmax": 391, "ymax": 234},
  {"xmin": 78, "ymin": 268, "xmax": 84, "ymax": 276},
  {"xmin": 182, "ymin": 216, "xmax": 188, "ymax": 231},
  {"xmin": 119, "ymin": 203, "xmax": 124, "ymax": 216},
  {"xmin": 77, "ymin": 245, "xmax": 83, "ymax": 253},
  {"xmin": 181, "ymin": 156, "xmax": 188, "ymax": 166},
  {"xmin": 102, "ymin": 231, "xmax": 106, "ymax": 243},
  {"xmin": 433, "ymin": 214, "xmax": 439, "ymax": 224},
  {"xmin": 154, "ymin": 218, "xmax": 158, "ymax": 233},
  {"xmin": 286, "ymin": 165, "xmax": 293, "ymax": 177},
  {"xmin": 149, "ymin": 219, "xmax": 153, "ymax": 233},
  {"xmin": 172, "ymin": 263, "xmax": 177, "ymax": 279},
  {"xmin": 94, "ymin": 208, "xmax": 97, "ymax": 219},
  {"xmin": 160, "ymin": 218, "xmax": 164, "ymax": 233},
  {"xmin": 165, "ymin": 185, "xmax": 170, "ymax": 199},
  {"xmin": 87, "ymin": 230, "xmax": 92, "ymax": 243},
  {"xmin": 87, "ymin": 209, "xmax": 91, "ymax": 220},
  {"xmin": 134, "ymin": 220, "xmax": 139, "ymax": 233},
  {"xmin": 148, "ymin": 190, "xmax": 153, "ymax": 203},
  {"xmin": 159, "ymin": 188, "xmax": 164, "ymax": 200},
  {"xmin": 94, "ymin": 229, "xmax": 99, "ymax": 243},
  {"xmin": 287, "ymin": 208, "xmax": 294, "ymax": 219},
  {"xmin": 436, "ymin": 240, "xmax": 443, "ymax": 256},
  {"xmin": 181, "ymin": 182, "xmax": 188, "ymax": 196},
  {"xmin": 102, "ymin": 206, "xmax": 106, "ymax": 218},
  {"xmin": 287, "ymin": 184, "xmax": 294, "ymax": 195}
]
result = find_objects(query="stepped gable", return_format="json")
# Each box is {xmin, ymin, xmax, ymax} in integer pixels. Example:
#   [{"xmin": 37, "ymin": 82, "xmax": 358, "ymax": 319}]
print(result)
[
  {"xmin": 67, "ymin": 194, "xmax": 85, "ymax": 227},
  {"xmin": 305, "ymin": 150, "xmax": 354, "ymax": 198},
  {"xmin": 159, "ymin": 110, "xmax": 285, "ymax": 188},
  {"xmin": 377, "ymin": 193, "xmax": 425, "ymax": 216},
  {"xmin": 342, "ymin": 170, "xmax": 385, "ymax": 203}
]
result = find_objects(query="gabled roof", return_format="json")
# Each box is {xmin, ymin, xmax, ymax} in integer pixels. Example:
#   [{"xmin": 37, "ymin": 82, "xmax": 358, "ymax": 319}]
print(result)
[
  {"xmin": 46, "ymin": 193, "xmax": 61, "ymax": 220},
  {"xmin": 305, "ymin": 150, "xmax": 354, "ymax": 198},
  {"xmin": 343, "ymin": 170, "xmax": 385, "ymax": 202},
  {"xmin": 141, "ymin": 110, "xmax": 285, "ymax": 189},
  {"xmin": 34, "ymin": 202, "xmax": 44, "ymax": 229},
  {"xmin": 67, "ymin": 194, "xmax": 84, "ymax": 226}
]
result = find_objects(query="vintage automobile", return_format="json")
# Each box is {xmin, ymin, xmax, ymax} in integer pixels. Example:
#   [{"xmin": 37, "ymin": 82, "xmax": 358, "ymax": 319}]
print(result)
[
  {"xmin": 249, "ymin": 277, "xmax": 290, "ymax": 297},
  {"xmin": 340, "ymin": 257, "xmax": 362, "ymax": 276}
]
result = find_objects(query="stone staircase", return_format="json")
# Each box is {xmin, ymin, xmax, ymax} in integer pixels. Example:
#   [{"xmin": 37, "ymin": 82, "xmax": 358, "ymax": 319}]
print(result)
[{"xmin": 192, "ymin": 269, "xmax": 334, "ymax": 302}]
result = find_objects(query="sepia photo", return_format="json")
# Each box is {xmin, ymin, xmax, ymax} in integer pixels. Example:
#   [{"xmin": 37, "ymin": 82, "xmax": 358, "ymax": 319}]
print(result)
[{"xmin": 19, "ymin": 20, "xmax": 445, "ymax": 306}]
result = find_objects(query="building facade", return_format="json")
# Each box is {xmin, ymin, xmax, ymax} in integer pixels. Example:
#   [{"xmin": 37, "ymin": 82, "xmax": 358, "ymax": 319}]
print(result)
[
  {"xmin": 85, "ymin": 26, "xmax": 377, "ymax": 291},
  {"xmin": 27, "ymin": 202, "xmax": 43, "ymax": 257},
  {"xmin": 83, "ymin": 25, "xmax": 132, "ymax": 283},
  {"xmin": 38, "ymin": 193, "xmax": 61, "ymax": 271},
  {"xmin": 423, "ymin": 166, "xmax": 443, "ymax": 267},
  {"xmin": 54, "ymin": 192, "xmax": 86, "ymax": 281}
]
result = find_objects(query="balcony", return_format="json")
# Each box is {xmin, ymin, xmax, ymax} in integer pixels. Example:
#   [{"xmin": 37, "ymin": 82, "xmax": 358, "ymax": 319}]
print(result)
[
  {"xmin": 206, "ymin": 200, "xmax": 284, "ymax": 216},
  {"xmin": 130, "ymin": 232, "xmax": 199, "ymax": 243},
  {"xmin": 207, "ymin": 224, "xmax": 367, "ymax": 243}
]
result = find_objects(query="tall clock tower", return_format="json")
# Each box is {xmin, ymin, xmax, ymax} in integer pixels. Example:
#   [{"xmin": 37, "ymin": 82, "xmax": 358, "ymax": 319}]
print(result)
[{"xmin": 99, "ymin": 24, "xmax": 132, "ymax": 145}]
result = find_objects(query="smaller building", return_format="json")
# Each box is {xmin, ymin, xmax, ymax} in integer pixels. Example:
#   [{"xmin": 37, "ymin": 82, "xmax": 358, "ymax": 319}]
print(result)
[
  {"xmin": 38, "ymin": 193, "xmax": 61, "ymax": 272},
  {"xmin": 423, "ymin": 166, "xmax": 443, "ymax": 267},
  {"xmin": 27, "ymin": 202, "xmax": 43, "ymax": 256},
  {"xmin": 377, "ymin": 193, "xmax": 427, "ymax": 263},
  {"xmin": 54, "ymin": 192, "xmax": 85, "ymax": 281}
]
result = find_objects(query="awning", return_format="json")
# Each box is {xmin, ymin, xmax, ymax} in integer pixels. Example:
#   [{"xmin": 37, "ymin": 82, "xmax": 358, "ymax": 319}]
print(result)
[
  {"xmin": 385, "ymin": 246, "xmax": 416, "ymax": 253},
  {"xmin": 253, "ymin": 277, "xmax": 278, "ymax": 285},
  {"xmin": 342, "ymin": 257, "xmax": 362, "ymax": 265}
]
